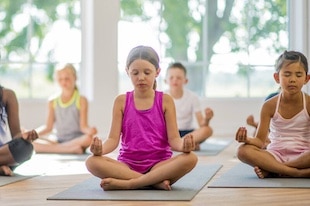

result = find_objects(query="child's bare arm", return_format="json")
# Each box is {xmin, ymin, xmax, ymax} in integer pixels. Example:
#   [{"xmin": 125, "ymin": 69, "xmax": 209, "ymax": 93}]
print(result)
[
  {"xmin": 96, "ymin": 95, "xmax": 124, "ymax": 155},
  {"xmin": 163, "ymin": 94, "xmax": 195, "ymax": 152},
  {"xmin": 236, "ymin": 102, "xmax": 272, "ymax": 148},
  {"xmin": 195, "ymin": 107, "xmax": 213, "ymax": 127},
  {"xmin": 4, "ymin": 89, "xmax": 22, "ymax": 138}
]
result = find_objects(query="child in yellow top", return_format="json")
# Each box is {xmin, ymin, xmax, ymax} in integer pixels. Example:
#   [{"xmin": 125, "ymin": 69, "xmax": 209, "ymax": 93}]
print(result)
[{"xmin": 33, "ymin": 63, "xmax": 97, "ymax": 154}]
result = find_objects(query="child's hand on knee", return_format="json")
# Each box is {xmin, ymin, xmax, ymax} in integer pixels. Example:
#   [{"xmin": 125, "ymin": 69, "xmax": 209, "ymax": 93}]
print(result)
[
  {"xmin": 90, "ymin": 137, "xmax": 103, "ymax": 156},
  {"xmin": 204, "ymin": 107, "xmax": 214, "ymax": 120},
  {"xmin": 22, "ymin": 130, "xmax": 39, "ymax": 142},
  {"xmin": 235, "ymin": 127, "xmax": 248, "ymax": 143},
  {"xmin": 182, "ymin": 134, "xmax": 195, "ymax": 153}
]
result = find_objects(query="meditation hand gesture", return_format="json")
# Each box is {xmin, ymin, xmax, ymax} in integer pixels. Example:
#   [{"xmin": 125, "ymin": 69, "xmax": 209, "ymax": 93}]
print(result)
[
  {"xmin": 22, "ymin": 130, "xmax": 39, "ymax": 142},
  {"xmin": 183, "ymin": 134, "xmax": 195, "ymax": 153},
  {"xmin": 90, "ymin": 137, "xmax": 103, "ymax": 156},
  {"xmin": 205, "ymin": 107, "xmax": 214, "ymax": 121},
  {"xmin": 235, "ymin": 127, "xmax": 248, "ymax": 143}
]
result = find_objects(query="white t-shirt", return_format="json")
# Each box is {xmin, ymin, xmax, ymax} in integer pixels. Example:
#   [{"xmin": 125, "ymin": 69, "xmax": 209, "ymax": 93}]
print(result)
[{"xmin": 166, "ymin": 89, "xmax": 202, "ymax": 130}]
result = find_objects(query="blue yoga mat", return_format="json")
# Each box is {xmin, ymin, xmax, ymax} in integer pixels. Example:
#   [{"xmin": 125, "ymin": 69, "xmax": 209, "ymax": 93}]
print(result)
[
  {"xmin": 208, "ymin": 163, "xmax": 310, "ymax": 188},
  {"xmin": 194, "ymin": 137, "xmax": 232, "ymax": 155}
]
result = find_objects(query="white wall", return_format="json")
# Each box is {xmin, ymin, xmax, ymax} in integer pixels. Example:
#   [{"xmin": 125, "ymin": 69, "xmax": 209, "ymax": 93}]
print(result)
[
  {"xmin": 18, "ymin": 0, "xmax": 310, "ymax": 138},
  {"xmin": 19, "ymin": 97, "xmax": 263, "ymax": 137},
  {"xmin": 202, "ymin": 98, "xmax": 263, "ymax": 137}
]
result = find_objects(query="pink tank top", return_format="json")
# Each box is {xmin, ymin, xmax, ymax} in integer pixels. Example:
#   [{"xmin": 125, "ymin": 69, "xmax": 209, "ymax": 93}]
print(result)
[
  {"xmin": 118, "ymin": 91, "xmax": 172, "ymax": 173},
  {"xmin": 267, "ymin": 92, "xmax": 310, "ymax": 154}
]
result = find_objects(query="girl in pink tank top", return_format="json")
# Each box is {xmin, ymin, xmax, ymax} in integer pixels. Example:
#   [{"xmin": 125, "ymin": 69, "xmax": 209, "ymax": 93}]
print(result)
[
  {"xmin": 118, "ymin": 90, "xmax": 172, "ymax": 173},
  {"xmin": 86, "ymin": 46, "xmax": 197, "ymax": 190},
  {"xmin": 236, "ymin": 50, "xmax": 310, "ymax": 178},
  {"xmin": 267, "ymin": 92, "xmax": 310, "ymax": 162}
]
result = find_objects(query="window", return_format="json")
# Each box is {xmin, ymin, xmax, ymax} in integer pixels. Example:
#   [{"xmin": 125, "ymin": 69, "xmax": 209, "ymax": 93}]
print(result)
[
  {"xmin": 118, "ymin": 0, "xmax": 288, "ymax": 97},
  {"xmin": 1, "ymin": 0, "xmax": 289, "ymax": 99},
  {"xmin": 0, "ymin": 0, "xmax": 81, "ymax": 98}
]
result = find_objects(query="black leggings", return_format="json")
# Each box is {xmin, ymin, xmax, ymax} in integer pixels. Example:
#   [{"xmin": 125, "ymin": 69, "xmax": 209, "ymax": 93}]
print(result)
[
  {"xmin": 8, "ymin": 138, "xmax": 34, "ymax": 165},
  {"xmin": 179, "ymin": 130, "xmax": 194, "ymax": 137}
]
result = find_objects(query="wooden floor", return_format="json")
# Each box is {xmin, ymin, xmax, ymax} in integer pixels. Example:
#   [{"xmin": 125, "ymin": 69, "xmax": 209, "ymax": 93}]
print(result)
[{"xmin": 1, "ymin": 137, "xmax": 309, "ymax": 206}]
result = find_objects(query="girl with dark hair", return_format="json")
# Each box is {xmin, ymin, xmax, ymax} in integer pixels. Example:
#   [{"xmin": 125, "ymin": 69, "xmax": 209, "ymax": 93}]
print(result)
[
  {"xmin": 236, "ymin": 51, "xmax": 310, "ymax": 178},
  {"xmin": 0, "ymin": 86, "xmax": 38, "ymax": 176}
]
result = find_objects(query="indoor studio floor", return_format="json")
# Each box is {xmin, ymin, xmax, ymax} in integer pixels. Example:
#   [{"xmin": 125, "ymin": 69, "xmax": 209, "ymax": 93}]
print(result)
[{"xmin": 1, "ymin": 137, "xmax": 309, "ymax": 206}]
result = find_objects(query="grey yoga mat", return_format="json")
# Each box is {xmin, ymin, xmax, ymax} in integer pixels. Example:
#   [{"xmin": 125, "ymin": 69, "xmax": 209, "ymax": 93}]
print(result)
[
  {"xmin": 194, "ymin": 137, "xmax": 232, "ymax": 155},
  {"xmin": 208, "ymin": 163, "xmax": 310, "ymax": 188},
  {"xmin": 173, "ymin": 137, "xmax": 233, "ymax": 156},
  {"xmin": 47, "ymin": 164, "xmax": 222, "ymax": 201},
  {"xmin": 0, "ymin": 174, "xmax": 36, "ymax": 187}
]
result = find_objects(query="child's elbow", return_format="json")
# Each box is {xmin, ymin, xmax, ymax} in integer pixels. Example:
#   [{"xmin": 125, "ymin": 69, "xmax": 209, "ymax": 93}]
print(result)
[{"xmin": 169, "ymin": 141, "xmax": 183, "ymax": 152}]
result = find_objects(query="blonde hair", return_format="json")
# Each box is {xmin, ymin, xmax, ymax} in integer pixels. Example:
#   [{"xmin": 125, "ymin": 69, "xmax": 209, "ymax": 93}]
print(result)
[{"xmin": 55, "ymin": 63, "xmax": 78, "ymax": 90}]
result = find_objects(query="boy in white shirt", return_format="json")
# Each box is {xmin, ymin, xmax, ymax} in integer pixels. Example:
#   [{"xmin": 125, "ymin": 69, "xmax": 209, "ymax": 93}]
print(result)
[{"xmin": 165, "ymin": 62, "xmax": 213, "ymax": 150}]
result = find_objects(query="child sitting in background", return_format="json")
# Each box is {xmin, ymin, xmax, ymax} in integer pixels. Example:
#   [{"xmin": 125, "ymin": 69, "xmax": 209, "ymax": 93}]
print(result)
[
  {"xmin": 0, "ymin": 85, "xmax": 38, "ymax": 176},
  {"xmin": 165, "ymin": 62, "xmax": 213, "ymax": 150},
  {"xmin": 33, "ymin": 63, "xmax": 97, "ymax": 154}
]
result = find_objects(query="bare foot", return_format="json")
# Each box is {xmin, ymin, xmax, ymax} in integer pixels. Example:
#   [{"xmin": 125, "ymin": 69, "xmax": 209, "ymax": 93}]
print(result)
[
  {"xmin": 153, "ymin": 180, "xmax": 171, "ymax": 190},
  {"xmin": 100, "ymin": 178, "xmax": 131, "ymax": 190},
  {"xmin": 254, "ymin": 166, "xmax": 269, "ymax": 178},
  {"xmin": 0, "ymin": 165, "xmax": 14, "ymax": 176},
  {"xmin": 100, "ymin": 178, "xmax": 172, "ymax": 191}
]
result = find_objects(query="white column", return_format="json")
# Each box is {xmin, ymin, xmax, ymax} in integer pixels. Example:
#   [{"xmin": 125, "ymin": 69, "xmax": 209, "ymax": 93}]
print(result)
[
  {"xmin": 81, "ymin": 0, "xmax": 119, "ymax": 136},
  {"xmin": 289, "ymin": 0, "xmax": 309, "ymax": 55},
  {"xmin": 289, "ymin": 0, "xmax": 310, "ymax": 92}
]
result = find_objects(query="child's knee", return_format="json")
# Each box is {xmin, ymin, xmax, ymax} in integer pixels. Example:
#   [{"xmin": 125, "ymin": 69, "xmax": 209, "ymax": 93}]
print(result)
[
  {"xmin": 237, "ymin": 144, "xmax": 250, "ymax": 161},
  {"xmin": 185, "ymin": 152, "xmax": 198, "ymax": 167},
  {"xmin": 85, "ymin": 155, "xmax": 99, "ymax": 171},
  {"xmin": 191, "ymin": 152, "xmax": 198, "ymax": 165},
  {"xmin": 8, "ymin": 138, "xmax": 34, "ymax": 164}
]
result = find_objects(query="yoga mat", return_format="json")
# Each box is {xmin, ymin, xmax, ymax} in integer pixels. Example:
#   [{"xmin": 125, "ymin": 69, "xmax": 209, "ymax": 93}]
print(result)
[
  {"xmin": 47, "ymin": 164, "xmax": 222, "ymax": 201},
  {"xmin": 173, "ymin": 138, "xmax": 232, "ymax": 156},
  {"xmin": 194, "ymin": 137, "xmax": 232, "ymax": 156},
  {"xmin": 208, "ymin": 163, "xmax": 310, "ymax": 188},
  {"xmin": 0, "ymin": 174, "xmax": 36, "ymax": 187}
]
